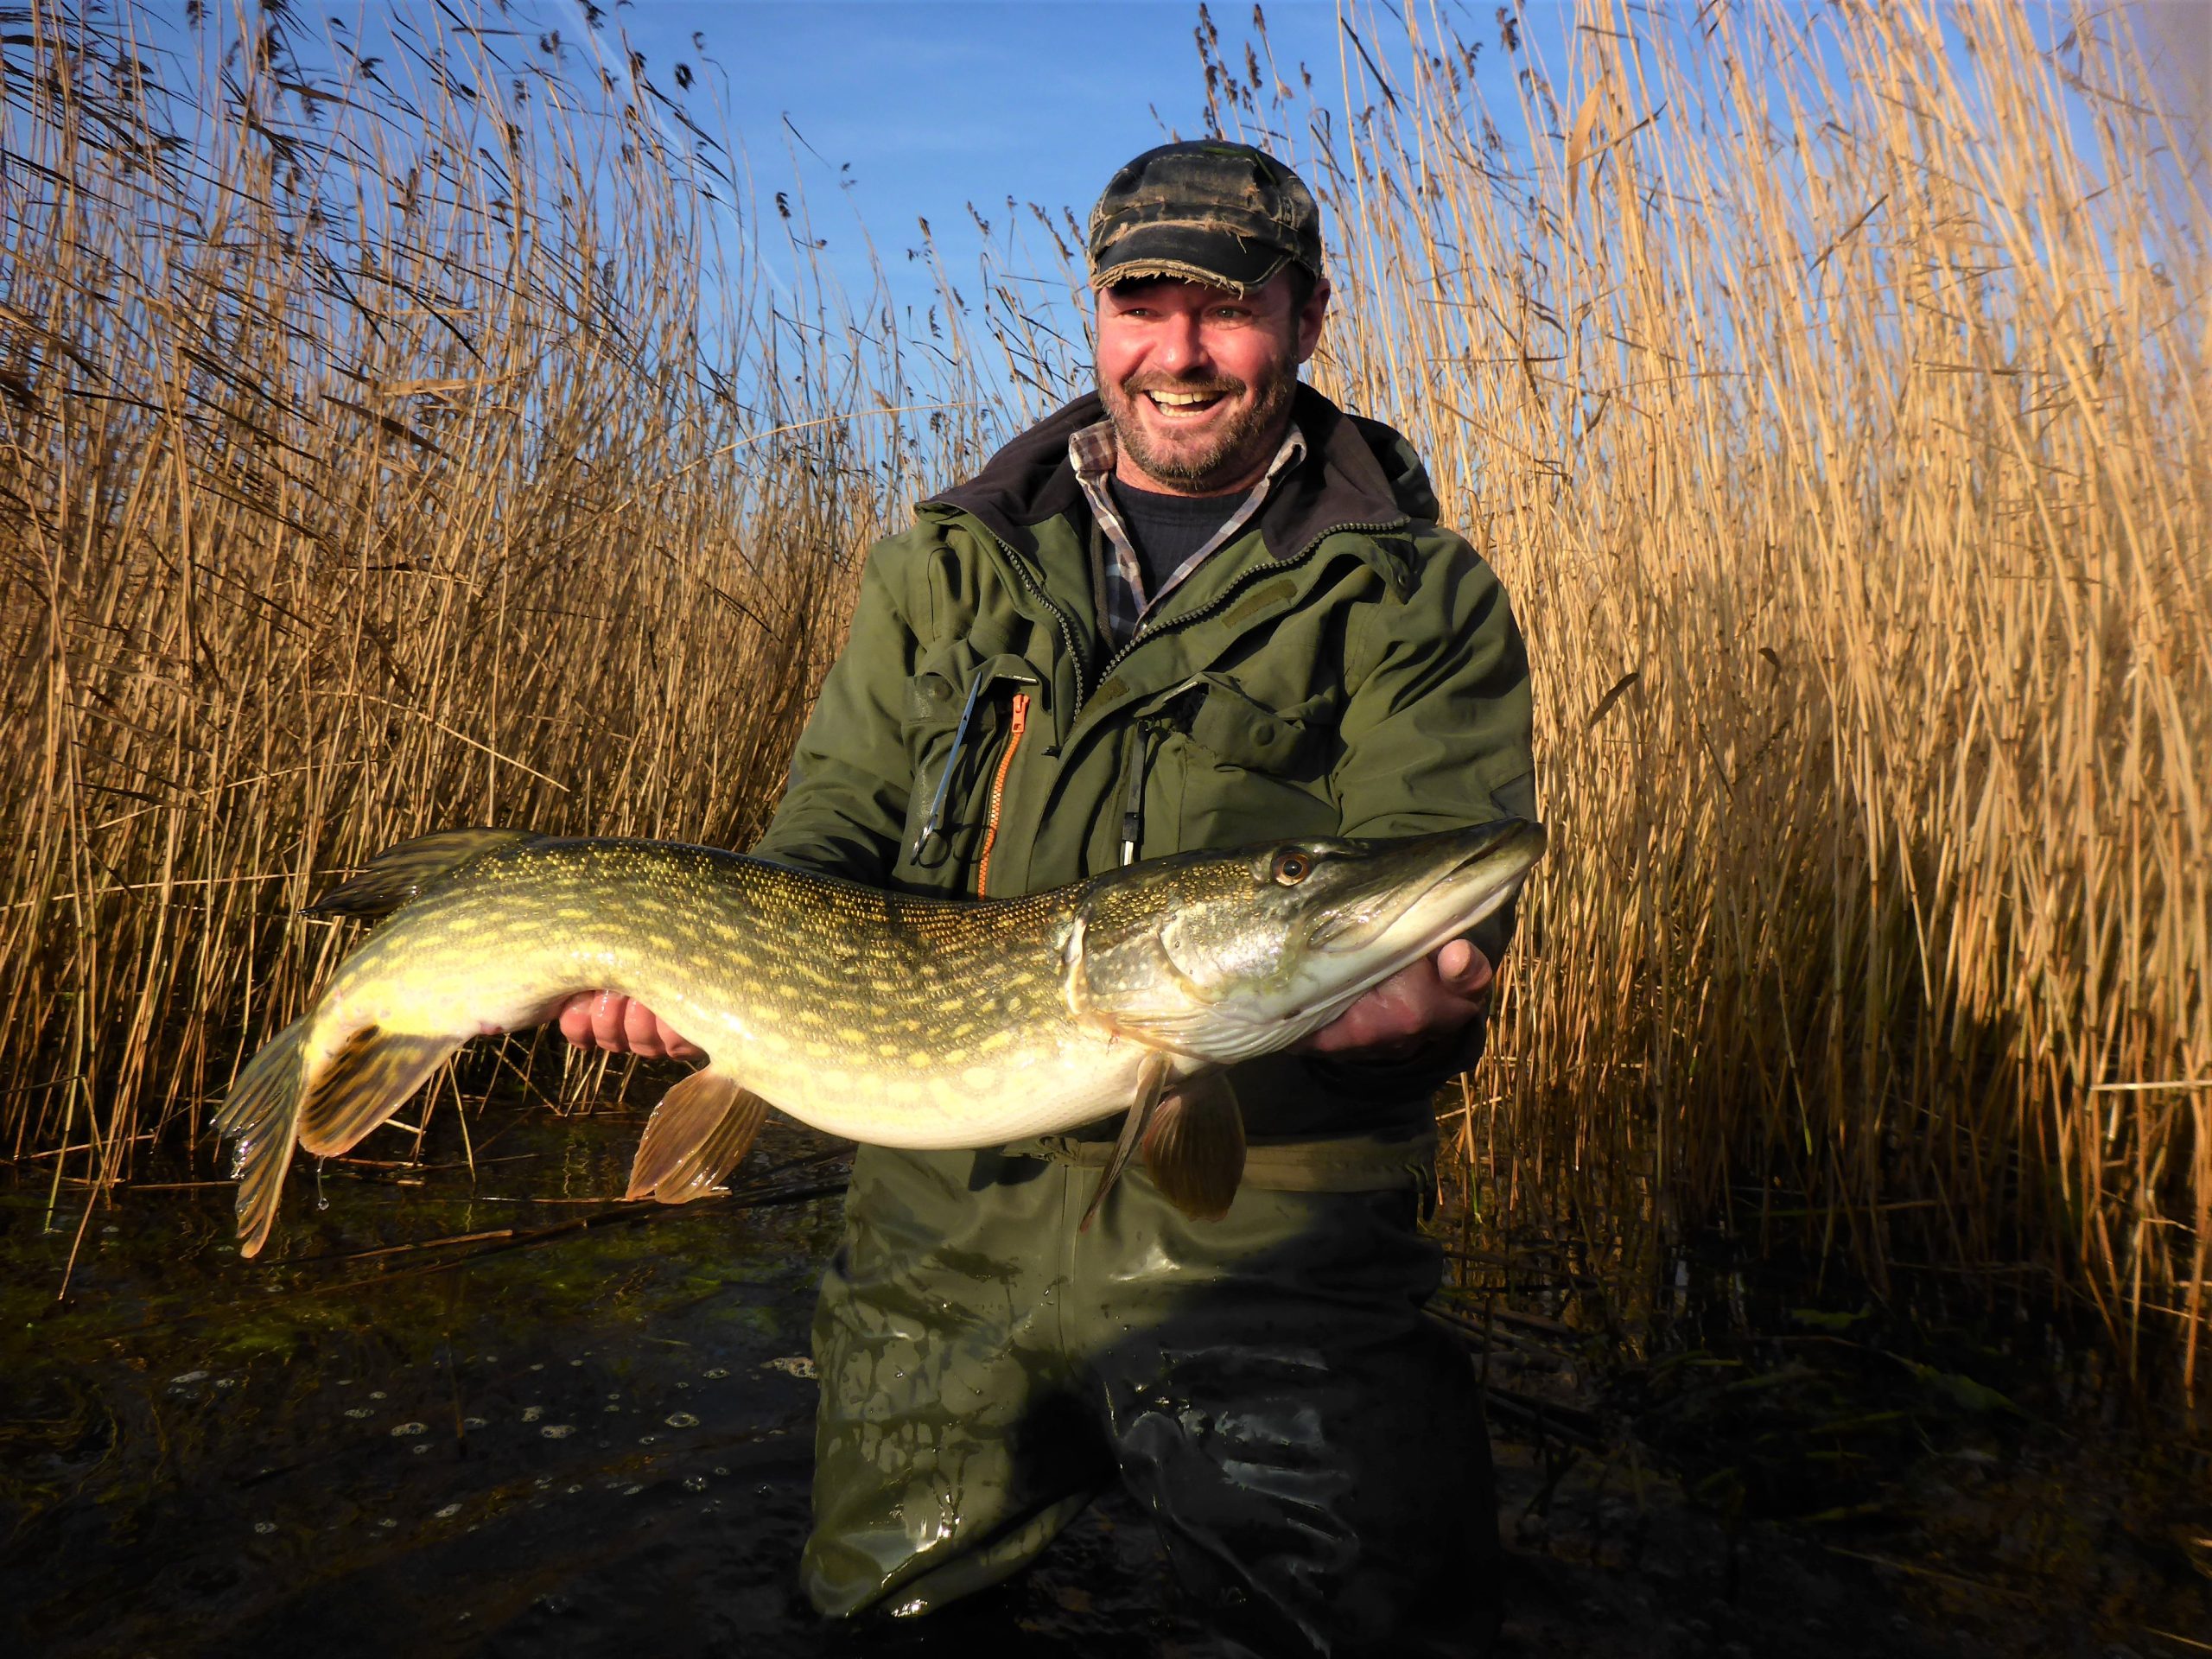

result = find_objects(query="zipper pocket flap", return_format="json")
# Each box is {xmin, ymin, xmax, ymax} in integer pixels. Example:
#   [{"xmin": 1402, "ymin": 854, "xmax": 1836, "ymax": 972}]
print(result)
[{"xmin": 1187, "ymin": 674, "xmax": 1325, "ymax": 774}]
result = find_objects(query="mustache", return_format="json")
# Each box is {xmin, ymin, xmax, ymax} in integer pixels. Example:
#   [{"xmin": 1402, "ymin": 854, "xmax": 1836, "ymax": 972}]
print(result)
[{"xmin": 1121, "ymin": 374, "xmax": 1247, "ymax": 397}]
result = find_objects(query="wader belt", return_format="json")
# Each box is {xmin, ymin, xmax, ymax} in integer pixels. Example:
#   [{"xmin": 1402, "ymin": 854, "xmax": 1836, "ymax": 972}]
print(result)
[{"xmin": 1004, "ymin": 1125, "xmax": 1438, "ymax": 1194}]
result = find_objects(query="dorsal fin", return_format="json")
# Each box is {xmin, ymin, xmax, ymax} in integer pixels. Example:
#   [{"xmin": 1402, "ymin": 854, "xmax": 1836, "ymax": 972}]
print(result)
[{"xmin": 304, "ymin": 828, "xmax": 537, "ymax": 919}]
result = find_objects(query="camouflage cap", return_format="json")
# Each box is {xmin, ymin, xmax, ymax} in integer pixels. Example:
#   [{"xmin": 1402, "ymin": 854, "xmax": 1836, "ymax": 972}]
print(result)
[{"xmin": 1087, "ymin": 141, "xmax": 1323, "ymax": 295}]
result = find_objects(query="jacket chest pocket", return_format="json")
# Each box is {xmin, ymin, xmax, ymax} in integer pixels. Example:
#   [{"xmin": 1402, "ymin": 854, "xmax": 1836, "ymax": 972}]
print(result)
[
  {"xmin": 1162, "ymin": 673, "xmax": 1341, "ymax": 850},
  {"xmin": 893, "ymin": 644, "xmax": 1042, "ymax": 893}
]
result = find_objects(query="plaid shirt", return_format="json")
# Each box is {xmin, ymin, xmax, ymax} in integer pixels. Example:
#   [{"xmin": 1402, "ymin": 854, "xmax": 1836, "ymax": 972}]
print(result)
[{"xmin": 1068, "ymin": 418, "xmax": 1308, "ymax": 645}]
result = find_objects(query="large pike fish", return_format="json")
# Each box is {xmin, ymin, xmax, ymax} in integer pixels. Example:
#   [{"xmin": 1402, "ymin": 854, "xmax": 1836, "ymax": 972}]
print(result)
[{"xmin": 216, "ymin": 820, "xmax": 1545, "ymax": 1257}]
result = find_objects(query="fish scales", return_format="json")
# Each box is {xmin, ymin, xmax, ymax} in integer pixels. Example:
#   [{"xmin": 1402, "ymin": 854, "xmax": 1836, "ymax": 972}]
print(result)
[
  {"xmin": 324, "ymin": 842, "xmax": 1114, "ymax": 1145},
  {"xmin": 217, "ymin": 822, "xmax": 1546, "ymax": 1256}
]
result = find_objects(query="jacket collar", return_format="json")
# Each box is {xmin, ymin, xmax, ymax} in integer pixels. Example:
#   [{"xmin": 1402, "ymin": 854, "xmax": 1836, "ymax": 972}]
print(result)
[{"xmin": 926, "ymin": 383, "xmax": 1425, "ymax": 563}]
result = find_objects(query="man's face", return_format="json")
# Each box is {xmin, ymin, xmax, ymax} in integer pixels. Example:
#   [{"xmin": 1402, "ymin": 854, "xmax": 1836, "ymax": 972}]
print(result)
[{"xmin": 1094, "ymin": 271, "xmax": 1329, "ymax": 496}]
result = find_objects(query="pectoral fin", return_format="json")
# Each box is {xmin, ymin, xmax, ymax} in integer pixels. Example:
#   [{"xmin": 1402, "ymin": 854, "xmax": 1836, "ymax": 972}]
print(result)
[
  {"xmin": 1078, "ymin": 1049, "xmax": 1172, "ymax": 1233},
  {"xmin": 296, "ymin": 1026, "xmax": 462, "ymax": 1157},
  {"xmin": 1141, "ymin": 1071, "xmax": 1245, "ymax": 1222},
  {"xmin": 626, "ymin": 1069, "xmax": 769, "ymax": 1203}
]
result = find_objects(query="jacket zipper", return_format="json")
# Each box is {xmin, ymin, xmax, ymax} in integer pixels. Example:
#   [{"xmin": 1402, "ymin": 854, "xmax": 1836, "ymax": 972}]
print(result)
[
  {"xmin": 1087, "ymin": 517, "xmax": 1407, "ymax": 700},
  {"xmin": 1117, "ymin": 717, "xmax": 1163, "ymax": 866},
  {"xmin": 975, "ymin": 691, "xmax": 1031, "ymax": 897},
  {"xmin": 976, "ymin": 512, "xmax": 1407, "ymax": 721},
  {"xmin": 987, "ymin": 529, "xmax": 1090, "ymax": 710}
]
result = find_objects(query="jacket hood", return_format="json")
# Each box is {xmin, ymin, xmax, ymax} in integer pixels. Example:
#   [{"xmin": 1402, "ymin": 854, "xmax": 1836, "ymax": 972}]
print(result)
[{"xmin": 925, "ymin": 384, "xmax": 1439, "ymax": 563}]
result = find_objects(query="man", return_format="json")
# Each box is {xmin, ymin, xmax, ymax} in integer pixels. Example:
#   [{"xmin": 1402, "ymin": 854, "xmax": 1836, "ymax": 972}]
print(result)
[{"xmin": 561, "ymin": 141, "xmax": 1535, "ymax": 1657}]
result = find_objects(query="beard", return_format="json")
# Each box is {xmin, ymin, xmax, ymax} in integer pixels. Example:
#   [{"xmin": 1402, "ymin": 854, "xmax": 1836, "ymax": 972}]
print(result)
[{"xmin": 1098, "ymin": 359, "xmax": 1298, "ymax": 493}]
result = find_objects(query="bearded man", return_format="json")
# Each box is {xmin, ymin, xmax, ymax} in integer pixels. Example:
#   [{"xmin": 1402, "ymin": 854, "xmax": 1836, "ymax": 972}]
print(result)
[{"xmin": 559, "ymin": 141, "xmax": 1535, "ymax": 1657}]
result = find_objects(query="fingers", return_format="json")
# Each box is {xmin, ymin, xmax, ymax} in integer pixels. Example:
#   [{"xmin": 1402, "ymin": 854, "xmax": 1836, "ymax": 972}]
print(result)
[
  {"xmin": 1437, "ymin": 939, "xmax": 1494, "ymax": 996},
  {"xmin": 1295, "ymin": 943, "xmax": 1495, "ymax": 1058},
  {"xmin": 556, "ymin": 991, "xmax": 599, "ymax": 1049},
  {"xmin": 556, "ymin": 991, "xmax": 702, "ymax": 1059}
]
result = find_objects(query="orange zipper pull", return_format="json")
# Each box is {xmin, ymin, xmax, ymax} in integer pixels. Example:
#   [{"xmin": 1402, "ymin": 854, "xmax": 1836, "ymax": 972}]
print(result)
[{"xmin": 975, "ymin": 692, "xmax": 1030, "ymax": 898}]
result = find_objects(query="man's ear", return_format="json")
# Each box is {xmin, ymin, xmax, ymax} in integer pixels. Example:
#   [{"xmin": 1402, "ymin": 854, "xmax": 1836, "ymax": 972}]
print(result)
[{"xmin": 1295, "ymin": 275, "xmax": 1332, "ymax": 363}]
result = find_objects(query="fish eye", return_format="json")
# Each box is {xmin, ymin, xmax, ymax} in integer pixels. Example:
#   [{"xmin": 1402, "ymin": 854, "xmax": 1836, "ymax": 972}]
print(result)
[{"xmin": 1272, "ymin": 850, "xmax": 1311, "ymax": 886}]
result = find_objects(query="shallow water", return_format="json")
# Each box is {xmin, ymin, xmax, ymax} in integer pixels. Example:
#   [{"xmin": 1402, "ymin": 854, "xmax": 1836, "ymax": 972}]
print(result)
[
  {"xmin": 0, "ymin": 1109, "xmax": 1201, "ymax": 1657},
  {"xmin": 6, "ymin": 1104, "xmax": 2205, "ymax": 1659}
]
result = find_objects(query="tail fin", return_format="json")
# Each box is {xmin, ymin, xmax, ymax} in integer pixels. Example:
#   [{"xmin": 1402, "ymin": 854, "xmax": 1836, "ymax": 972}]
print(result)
[
  {"xmin": 305, "ymin": 828, "xmax": 537, "ymax": 920},
  {"xmin": 296, "ymin": 1025, "xmax": 462, "ymax": 1157},
  {"xmin": 217, "ymin": 1018, "xmax": 310, "ymax": 1259},
  {"xmin": 626, "ymin": 1070, "xmax": 770, "ymax": 1203}
]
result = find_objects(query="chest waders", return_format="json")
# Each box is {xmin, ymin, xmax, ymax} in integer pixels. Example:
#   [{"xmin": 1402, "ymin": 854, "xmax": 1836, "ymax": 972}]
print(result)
[
  {"xmin": 758, "ymin": 387, "xmax": 1531, "ymax": 1655},
  {"xmin": 803, "ymin": 1135, "xmax": 1502, "ymax": 1658}
]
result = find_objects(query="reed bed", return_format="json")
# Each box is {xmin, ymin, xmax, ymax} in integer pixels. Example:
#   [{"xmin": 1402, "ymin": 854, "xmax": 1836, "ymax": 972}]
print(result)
[
  {"xmin": 3, "ymin": 0, "xmax": 2205, "ymax": 1393},
  {"xmin": 0, "ymin": 1, "xmax": 997, "ymax": 1187},
  {"xmin": 1202, "ymin": 0, "xmax": 2209, "ymax": 1389}
]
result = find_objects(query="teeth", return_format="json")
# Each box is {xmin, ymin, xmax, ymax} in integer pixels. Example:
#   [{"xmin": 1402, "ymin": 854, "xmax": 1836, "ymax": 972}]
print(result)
[{"xmin": 1149, "ymin": 391, "xmax": 1218, "ymax": 409}]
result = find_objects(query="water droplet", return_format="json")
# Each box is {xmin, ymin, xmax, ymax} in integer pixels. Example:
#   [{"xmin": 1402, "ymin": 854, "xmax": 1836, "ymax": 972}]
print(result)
[
  {"xmin": 170, "ymin": 1370, "xmax": 209, "ymax": 1386},
  {"xmin": 101, "ymin": 1225, "xmax": 119, "ymax": 1235},
  {"xmin": 253, "ymin": 1520, "xmax": 276, "ymax": 1535},
  {"xmin": 639, "ymin": 1434, "xmax": 658, "ymax": 1445},
  {"xmin": 565, "ymin": 1484, "xmax": 582, "ymax": 1495},
  {"xmin": 603, "ymin": 1403, "xmax": 622, "ymax": 1413},
  {"xmin": 682, "ymin": 1475, "xmax": 709, "ymax": 1492},
  {"xmin": 463, "ymin": 1416, "xmax": 486, "ymax": 1429},
  {"xmin": 664, "ymin": 1412, "xmax": 698, "ymax": 1429},
  {"xmin": 411, "ymin": 1443, "xmax": 431, "ymax": 1455},
  {"xmin": 703, "ymin": 1368, "xmax": 728, "ymax": 1379},
  {"xmin": 344, "ymin": 1408, "xmax": 371, "ymax": 1420},
  {"xmin": 521, "ymin": 1406, "xmax": 544, "ymax": 1422},
  {"xmin": 541, "ymin": 1424, "xmax": 575, "ymax": 1440},
  {"xmin": 214, "ymin": 1377, "xmax": 236, "ymax": 1389},
  {"xmin": 623, "ymin": 1484, "xmax": 644, "ymax": 1496},
  {"xmin": 435, "ymin": 1503, "xmax": 462, "ymax": 1519},
  {"xmin": 607, "ymin": 1391, "xmax": 621, "ymax": 1399},
  {"xmin": 529, "ymin": 1363, "xmax": 543, "ymax": 1371},
  {"xmin": 391, "ymin": 1422, "xmax": 427, "ymax": 1437},
  {"xmin": 713, "ymin": 1466, "xmax": 728, "ymax": 1476},
  {"xmin": 369, "ymin": 1390, "xmax": 388, "ymax": 1401},
  {"xmin": 378, "ymin": 1518, "xmax": 398, "ymax": 1529},
  {"xmin": 674, "ymin": 1380, "xmax": 690, "ymax": 1389},
  {"xmin": 569, "ymin": 1358, "xmax": 584, "ymax": 1367}
]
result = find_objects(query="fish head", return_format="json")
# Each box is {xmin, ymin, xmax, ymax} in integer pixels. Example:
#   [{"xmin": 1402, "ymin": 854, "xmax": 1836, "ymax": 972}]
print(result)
[{"xmin": 1065, "ymin": 818, "xmax": 1547, "ymax": 1062}]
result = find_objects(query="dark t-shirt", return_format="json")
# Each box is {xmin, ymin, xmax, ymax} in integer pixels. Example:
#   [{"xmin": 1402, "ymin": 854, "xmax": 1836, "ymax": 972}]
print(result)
[{"xmin": 1108, "ymin": 477, "xmax": 1244, "ymax": 600}]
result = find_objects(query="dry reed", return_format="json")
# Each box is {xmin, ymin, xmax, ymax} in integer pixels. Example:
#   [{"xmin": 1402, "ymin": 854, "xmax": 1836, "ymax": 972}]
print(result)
[
  {"xmin": 1201, "ymin": 0, "xmax": 2208, "ymax": 1389},
  {"xmin": 2, "ymin": 0, "xmax": 2205, "ymax": 1394},
  {"xmin": 0, "ymin": 1, "xmax": 995, "ymax": 1185}
]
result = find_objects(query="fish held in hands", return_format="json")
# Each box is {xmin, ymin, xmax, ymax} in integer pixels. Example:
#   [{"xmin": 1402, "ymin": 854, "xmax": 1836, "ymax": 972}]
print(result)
[{"xmin": 215, "ymin": 819, "xmax": 1546, "ymax": 1257}]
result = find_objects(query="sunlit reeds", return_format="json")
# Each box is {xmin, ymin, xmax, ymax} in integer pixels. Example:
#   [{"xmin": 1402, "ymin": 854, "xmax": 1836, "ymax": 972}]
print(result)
[
  {"xmin": 2, "ymin": 0, "xmax": 2204, "ymax": 1393},
  {"xmin": 0, "ymin": 0, "xmax": 997, "ymax": 1199},
  {"xmin": 1205, "ymin": 0, "xmax": 2208, "ymax": 1389}
]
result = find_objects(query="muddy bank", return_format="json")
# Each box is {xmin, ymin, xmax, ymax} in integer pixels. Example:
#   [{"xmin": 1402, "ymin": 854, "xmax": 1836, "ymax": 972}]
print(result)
[{"xmin": 3, "ymin": 1109, "xmax": 2203, "ymax": 1656}]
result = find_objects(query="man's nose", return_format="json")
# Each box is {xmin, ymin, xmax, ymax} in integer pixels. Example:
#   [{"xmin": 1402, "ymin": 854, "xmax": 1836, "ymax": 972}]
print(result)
[{"xmin": 1152, "ymin": 312, "xmax": 1209, "ymax": 378}]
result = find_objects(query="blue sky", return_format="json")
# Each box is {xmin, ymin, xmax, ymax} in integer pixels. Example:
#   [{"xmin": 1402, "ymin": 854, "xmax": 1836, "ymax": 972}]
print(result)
[{"xmin": 591, "ymin": 2, "xmax": 1569, "ymax": 340}]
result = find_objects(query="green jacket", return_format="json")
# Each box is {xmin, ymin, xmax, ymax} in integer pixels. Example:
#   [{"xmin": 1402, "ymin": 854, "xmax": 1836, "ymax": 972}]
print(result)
[{"xmin": 753, "ymin": 385, "xmax": 1535, "ymax": 1135}]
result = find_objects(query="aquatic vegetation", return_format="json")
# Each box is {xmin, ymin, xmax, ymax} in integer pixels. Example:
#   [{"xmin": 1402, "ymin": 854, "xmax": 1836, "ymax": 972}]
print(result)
[{"xmin": 0, "ymin": 0, "xmax": 2203, "ymax": 1395}]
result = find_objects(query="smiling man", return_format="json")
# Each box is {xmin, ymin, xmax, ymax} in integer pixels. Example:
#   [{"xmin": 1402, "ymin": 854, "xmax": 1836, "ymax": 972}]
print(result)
[{"xmin": 562, "ymin": 142, "xmax": 1535, "ymax": 1656}]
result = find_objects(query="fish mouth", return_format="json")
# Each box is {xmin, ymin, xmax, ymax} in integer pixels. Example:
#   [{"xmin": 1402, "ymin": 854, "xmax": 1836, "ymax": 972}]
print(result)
[{"xmin": 1305, "ymin": 819, "xmax": 1546, "ymax": 985}]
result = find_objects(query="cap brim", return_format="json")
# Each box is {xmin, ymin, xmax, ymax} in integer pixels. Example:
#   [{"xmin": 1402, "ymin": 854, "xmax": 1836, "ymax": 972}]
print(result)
[{"xmin": 1090, "ymin": 224, "xmax": 1290, "ymax": 295}]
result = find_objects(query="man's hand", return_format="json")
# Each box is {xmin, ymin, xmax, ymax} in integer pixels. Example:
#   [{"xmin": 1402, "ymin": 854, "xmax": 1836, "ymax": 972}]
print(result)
[
  {"xmin": 554, "ymin": 991, "xmax": 702, "ymax": 1060},
  {"xmin": 1295, "ymin": 938, "xmax": 1493, "ymax": 1064}
]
